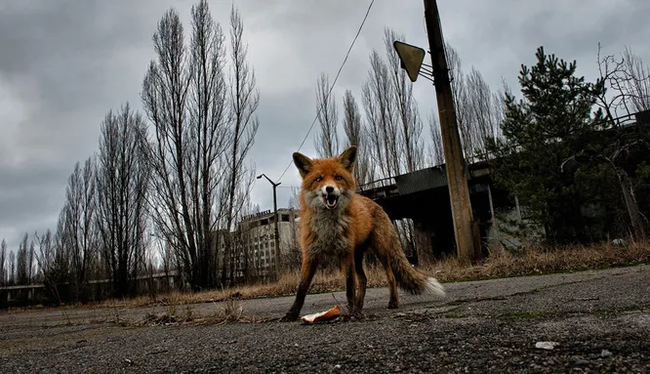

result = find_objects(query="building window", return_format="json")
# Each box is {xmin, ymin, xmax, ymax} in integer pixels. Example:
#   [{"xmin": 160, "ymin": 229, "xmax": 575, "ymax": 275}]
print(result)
[{"xmin": 282, "ymin": 214, "xmax": 290, "ymax": 222}]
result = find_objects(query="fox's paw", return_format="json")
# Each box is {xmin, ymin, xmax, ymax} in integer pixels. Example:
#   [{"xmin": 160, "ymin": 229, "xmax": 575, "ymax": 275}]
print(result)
[
  {"xmin": 340, "ymin": 310, "xmax": 366, "ymax": 322},
  {"xmin": 387, "ymin": 301, "xmax": 399, "ymax": 309},
  {"xmin": 280, "ymin": 312, "xmax": 298, "ymax": 322}
]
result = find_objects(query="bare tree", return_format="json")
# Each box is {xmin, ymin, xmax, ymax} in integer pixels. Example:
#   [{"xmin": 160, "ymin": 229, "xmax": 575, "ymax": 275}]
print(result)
[
  {"xmin": 35, "ymin": 228, "xmax": 70, "ymax": 304},
  {"xmin": 221, "ymin": 5, "xmax": 260, "ymax": 286},
  {"xmin": 445, "ymin": 44, "xmax": 504, "ymax": 162},
  {"xmin": 314, "ymin": 72, "xmax": 339, "ymax": 158},
  {"xmin": 142, "ymin": 1, "xmax": 227, "ymax": 291},
  {"xmin": 342, "ymin": 90, "xmax": 372, "ymax": 186},
  {"xmin": 622, "ymin": 47, "xmax": 650, "ymax": 113},
  {"xmin": 16, "ymin": 233, "xmax": 28, "ymax": 285},
  {"xmin": 342, "ymin": 90, "xmax": 361, "ymax": 148},
  {"xmin": 59, "ymin": 157, "xmax": 98, "ymax": 300},
  {"xmin": 34, "ymin": 230, "xmax": 53, "ymax": 280},
  {"xmin": 445, "ymin": 42, "xmax": 468, "ymax": 155},
  {"xmin": 360, "ymin": 27, "xmax": 430, "ymax": 181},
  {"xmin": 427, "ymin": 112, "xmax": 445, "ymax": 166},
  {"xmin": 142, "ymin": 1, "xmax": 258, "ymax": 290},
  {"xmin": 141, "ymin": 6, "xmax": 195, "ymax": 289},
  {"xmin": 8, "ymin": 250, "xmax": 15, "ymax": 285},
  {"xmin": 95, "ymin": 103, "xmax": 150, "ymax": 298},
  {"xmin": 188, "ymin": 0, "xmax": 232, "ymax": 289},
  {"xmin": 288, "ymin": 186, "xmax": 300, "ymax": 210},
  {"xmin": 0, "ymin": 239, "xmax": 6, "ymax": 286},
  {"xmin": 428, "ymin": 44, "xmax": 506, "ymax": 166},
  {"xmin": 28, "ymin": 237, "xmax": 35, "ymax": 283},
  {"xmin": 597, "ymin": 45, "xmax": 650, "ymax": 119},
  {"xmin": 44, "ymin": 220, "xmax": 74, "ymax": 305},
  {"xmin": 384, "ymin": 28, "xmax": 425, "ymax": 172},
  {"xmin": 158, "ymin": 238, "xmax": 176, "ymax": 286},
  {"xmin": 362, "ymin": 50, "xmax": 400, "ymax": 180}
]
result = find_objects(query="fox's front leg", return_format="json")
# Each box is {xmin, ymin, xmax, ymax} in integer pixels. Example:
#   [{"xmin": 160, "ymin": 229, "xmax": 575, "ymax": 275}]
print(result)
[
  {"xmin": 342, "ymin": 254, "xmax": 357, "ymax": 315},
  {"xmin": 281, "ymin": 256, "xmax": 318, "ymax": 322}
]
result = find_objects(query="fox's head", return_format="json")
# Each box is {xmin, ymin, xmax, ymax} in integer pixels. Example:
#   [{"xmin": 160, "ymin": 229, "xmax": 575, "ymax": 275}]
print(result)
[{"xmin": 292, "ymin": 146, "xmax": 357, "ymax": 211}]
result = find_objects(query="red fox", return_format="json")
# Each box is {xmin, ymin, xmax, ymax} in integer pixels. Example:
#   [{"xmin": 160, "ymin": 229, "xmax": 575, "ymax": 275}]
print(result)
[{"xmin": 280, "ymin": 146, "xmax": 445, "ymax": 322}]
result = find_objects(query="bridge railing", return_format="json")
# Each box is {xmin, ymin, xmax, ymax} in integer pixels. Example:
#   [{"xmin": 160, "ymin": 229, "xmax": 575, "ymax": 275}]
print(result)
[{"xmin": 357, "ymin": 176, "xmax": 396, "ymax": 192}]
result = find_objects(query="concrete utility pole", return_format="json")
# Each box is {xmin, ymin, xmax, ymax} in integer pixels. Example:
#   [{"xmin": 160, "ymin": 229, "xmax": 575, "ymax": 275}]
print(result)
[
  {"xmin": 257, "ymin": 174, "xmax": 282, "ymax": 278},
  {"xmin": 423, "ymin": 0, "xmax": 475, "ymax": 264}
]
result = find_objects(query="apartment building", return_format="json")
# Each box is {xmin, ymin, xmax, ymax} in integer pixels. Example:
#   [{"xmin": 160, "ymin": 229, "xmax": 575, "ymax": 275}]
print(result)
[{"xmin": 217, "ymin": 208, "xmax": 300, "ymax": 281}]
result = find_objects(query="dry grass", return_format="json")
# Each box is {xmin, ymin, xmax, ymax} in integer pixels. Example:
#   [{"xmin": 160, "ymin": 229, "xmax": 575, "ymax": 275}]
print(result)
[
  {"xmin": 88, "ymin": 239, "xmax": 650, "ymax": 311},
  {"xmin": 423, "ymin": 238, "xmax": 650, "ymax": 282},
  {"xmin": 132, "ymin": 296, "xmax": 270, "ymax": 326}
]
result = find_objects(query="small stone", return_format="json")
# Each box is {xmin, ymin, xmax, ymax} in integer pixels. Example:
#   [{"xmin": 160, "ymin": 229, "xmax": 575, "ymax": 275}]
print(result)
[
  {"xmin": 600, "ymin": 349, "xmax": 612, "ymax": 358},
  {"xmin": 574, "ymin": 359, "xmax": 589, "ymax": 366},
  {"xmin": 535, "ymin": 341, "xmax": 560, "ymax": 350},
  {"xmin": 334, "ymin": 364, "xmax": 341, "ymax": 369}
]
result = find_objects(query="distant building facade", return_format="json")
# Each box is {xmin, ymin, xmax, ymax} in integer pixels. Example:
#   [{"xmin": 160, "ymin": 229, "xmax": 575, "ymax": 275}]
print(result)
[{"xmin": 217, "ymin": 208, "xmax": 300, "ymax": 282}]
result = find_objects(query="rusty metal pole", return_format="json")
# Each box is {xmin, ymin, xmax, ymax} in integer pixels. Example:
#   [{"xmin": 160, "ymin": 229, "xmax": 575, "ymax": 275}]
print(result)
[{"xmin": 423, "ymin": 0, "xmax": 475, "ymax": 264}]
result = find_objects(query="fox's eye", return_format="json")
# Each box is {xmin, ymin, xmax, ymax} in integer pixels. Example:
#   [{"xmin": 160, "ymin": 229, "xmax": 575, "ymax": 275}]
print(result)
[
  {"xmin": 315, "ymin": 177, "xmax": 323, "ymax": 182},
  {"xmin": 334, "ymin": 176, "xmax": 343, "ymax": 181}
]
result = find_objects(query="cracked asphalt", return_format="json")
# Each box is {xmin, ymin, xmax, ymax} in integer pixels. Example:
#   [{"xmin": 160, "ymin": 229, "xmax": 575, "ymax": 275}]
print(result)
[{"xmin": 1, "ymin": 264, "xmax": 649, "ymax": 373}]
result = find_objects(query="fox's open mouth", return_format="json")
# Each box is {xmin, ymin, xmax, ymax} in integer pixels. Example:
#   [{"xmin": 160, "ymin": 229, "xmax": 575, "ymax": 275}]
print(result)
[{"xmin": 324, "ymin": 194, "xmax": 339, "ymax": 209}]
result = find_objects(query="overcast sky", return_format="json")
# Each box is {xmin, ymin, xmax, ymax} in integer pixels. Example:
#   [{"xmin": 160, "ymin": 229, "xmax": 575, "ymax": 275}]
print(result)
[{"xmin": 0, "ymin": 0, "xmax": 648, "ymax": 250}]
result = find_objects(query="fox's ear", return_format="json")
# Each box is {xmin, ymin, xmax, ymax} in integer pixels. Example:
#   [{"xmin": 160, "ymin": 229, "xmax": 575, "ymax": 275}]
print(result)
[
  {"xmin": 338, "ymin": 146, "xmax": 357, "ymax": 172},
  {"xmin": 293, "ymin": 152, "xmax": 313, "ymax": 178}
]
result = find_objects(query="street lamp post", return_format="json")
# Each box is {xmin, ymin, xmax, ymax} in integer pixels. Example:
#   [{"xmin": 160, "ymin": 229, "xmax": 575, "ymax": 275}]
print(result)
[{"xmin": 257, "ymin": 174, "xmax": 282, "ymax": 279}]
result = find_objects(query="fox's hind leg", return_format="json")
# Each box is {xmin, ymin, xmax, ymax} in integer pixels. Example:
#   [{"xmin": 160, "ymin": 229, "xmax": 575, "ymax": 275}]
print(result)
[
  {"xmin": 354, "ymin": 248, "xmax": 368, "ymax": 312},
  {"xmin": 373, "ymin": 238, "xmax": 400, "ymax": 309}
]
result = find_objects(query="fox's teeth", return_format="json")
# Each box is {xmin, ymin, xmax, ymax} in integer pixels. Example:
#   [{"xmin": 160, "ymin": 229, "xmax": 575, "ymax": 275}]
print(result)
[{"xmin": 324, "ymin": 195, "xmax": 338, "ymax": 208}]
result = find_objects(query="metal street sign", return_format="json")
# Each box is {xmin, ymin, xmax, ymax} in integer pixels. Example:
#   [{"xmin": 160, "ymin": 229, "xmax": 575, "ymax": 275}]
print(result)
[{"xmin": 393, "ymin": 41, "xmax": 426, "ymax": 82}]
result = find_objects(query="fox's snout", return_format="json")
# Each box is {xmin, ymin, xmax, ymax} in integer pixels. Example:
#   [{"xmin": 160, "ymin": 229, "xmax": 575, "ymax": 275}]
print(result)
[
  {"xmin": 322, "ymin": 185, "xmax": 340, "ymax": 196},
  {"xmin": 318, "ymin": 184, "xmax": 342, "ymax": 210}
]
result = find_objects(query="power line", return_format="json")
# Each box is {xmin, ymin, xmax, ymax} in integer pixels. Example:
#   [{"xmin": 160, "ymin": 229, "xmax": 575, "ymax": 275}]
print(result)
[{"xmin": 277, "ymin": 0, "xmax": 375, "ymax": 182}]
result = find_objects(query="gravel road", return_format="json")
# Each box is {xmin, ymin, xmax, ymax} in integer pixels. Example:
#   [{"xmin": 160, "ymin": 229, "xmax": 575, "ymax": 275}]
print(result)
[{"xmin": 1, "ymin": 264, "xmax": 649, "ymax": 373}]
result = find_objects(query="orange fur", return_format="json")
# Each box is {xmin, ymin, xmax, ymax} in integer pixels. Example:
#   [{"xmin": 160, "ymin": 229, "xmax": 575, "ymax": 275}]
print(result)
[{"xmin": 280, "ymin": 146, "xmax": 445, "ymax": 322}]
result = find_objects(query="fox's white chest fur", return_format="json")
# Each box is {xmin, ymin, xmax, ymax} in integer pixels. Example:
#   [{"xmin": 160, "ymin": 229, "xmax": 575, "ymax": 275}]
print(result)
[{"xmin": 306, "ymin": 208, "xmax": 352, "ymax": 260}]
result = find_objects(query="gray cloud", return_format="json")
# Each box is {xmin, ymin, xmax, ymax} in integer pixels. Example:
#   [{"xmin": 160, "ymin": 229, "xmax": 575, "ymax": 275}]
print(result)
[{"xmin": 1, "ymin": 0, "xmax": 648, "ymax": 250}]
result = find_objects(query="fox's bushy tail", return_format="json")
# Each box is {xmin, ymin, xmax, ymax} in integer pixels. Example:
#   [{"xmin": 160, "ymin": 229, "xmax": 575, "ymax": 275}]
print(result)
[
  {"xmin": 389, "ymin": 252, "xmax": 445, "ymax": 297},
  {"xmin": 369, "ymin": 200, "xmax": 445, "ymax": 298}
]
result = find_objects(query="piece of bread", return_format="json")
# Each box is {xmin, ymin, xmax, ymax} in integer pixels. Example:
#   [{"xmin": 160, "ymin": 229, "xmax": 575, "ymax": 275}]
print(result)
[{"xmin": 300, "ymin": 305, "xmax": 341, "ymax": 324}]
